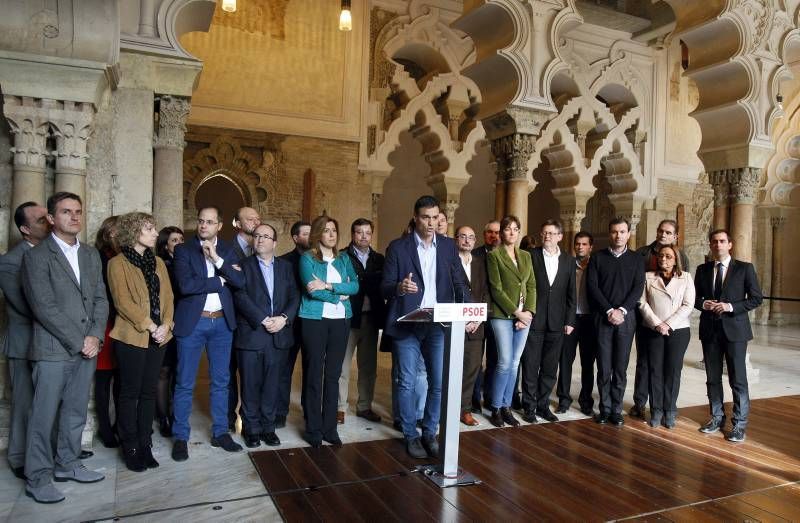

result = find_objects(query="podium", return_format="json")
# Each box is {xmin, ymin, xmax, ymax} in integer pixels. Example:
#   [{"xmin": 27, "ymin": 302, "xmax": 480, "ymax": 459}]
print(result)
[{"xmin": 398, "ymin": 303, "xmax": 487, "ymax": 488}]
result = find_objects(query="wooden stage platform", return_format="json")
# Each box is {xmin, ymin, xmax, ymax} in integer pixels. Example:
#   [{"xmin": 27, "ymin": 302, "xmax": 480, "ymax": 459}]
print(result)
[{"xmin": 251, "ymin": 396, "xmax": 800, "ymax": 522}]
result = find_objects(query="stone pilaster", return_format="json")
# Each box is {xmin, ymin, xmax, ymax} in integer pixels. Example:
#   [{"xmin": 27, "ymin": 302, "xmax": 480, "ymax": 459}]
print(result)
[
  {"xmin": 491, "ymin": 132, "xmax": 534, "ymax": 234},
  {"xmin": 709, "ymin": 169, "xmax": 730, "ymax": 231},
  {"xmin": 769, "ymin": 215, "xmax": 786, "ymax": 323},
  {"xmin": 728, "ymin": 167, "xmax": 761, "ymax": 262},
  {"xmin": 153, "ymin": 95, "xmax": 190, "ymax": 230},
  {"xmin": 445, "ymin": 198, "xmax": 459, "ymax": 237}
]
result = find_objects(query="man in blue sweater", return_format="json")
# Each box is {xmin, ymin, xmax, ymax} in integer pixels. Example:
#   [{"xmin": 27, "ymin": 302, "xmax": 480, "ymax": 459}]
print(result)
[{"xmin": 586, "ymin": 218, "xmax": 645, "ymax": 426}]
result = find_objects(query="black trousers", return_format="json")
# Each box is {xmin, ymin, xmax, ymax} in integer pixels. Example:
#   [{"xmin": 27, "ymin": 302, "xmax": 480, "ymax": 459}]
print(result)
[
  {"xmin": 461, "ymin": 338, "xmax": 484, "ymax": 413},
  {"xmin": 94, "ymin": 368, "xmax": 120, "ymax": 437},
  {"xmin": 702, "ymin": 325, "xmax": 750, "ymax": 428},
  {"xmin": 302, "ymin": 318, "xmax": 349, "ymax": 441},
  {"xmin": 556, "ymin": 314, "xmax": 597, "ymax": 410},
  {"xmin": 632, "ymin": 311, "xmax": 650, "ymax": 408},
  {"xmin": 595, "ymin": 313, "xmax": 636, "ymax": 415},
  {"xmin": 277, "ymin": 320, "xmax": 307, "ymax": 418},
  {"xmin": 643, "ymin": 327, "xmax": 690, "ymax": 415},
  {"xmin": 114, "ymin": 340, "xmax": 166, "ymax": 448},
  {"xmin": 237, "ymin": 343, "xmax": 286, "ymax": 436},
  {"xmin": 521, "ymin": 330, "xmax": 564, "ymax": 411}
]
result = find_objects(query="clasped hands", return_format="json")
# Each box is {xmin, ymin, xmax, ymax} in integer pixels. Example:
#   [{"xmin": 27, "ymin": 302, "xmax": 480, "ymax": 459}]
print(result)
[
  {"xmin": 262, "ymin": 315, "xmax": 287, "ymax": 333},
  {"xmin": 702, "ymin": 300, "xmax": 731, "ymax": 316},
  {"xmin": 148, "ymin": 324, "xmax": 169, "ymax": 344},
  {"xmin": 513, "ymin": 310, "xmax": 533, "ymax": 331},
  {"xmin": 81, "ymin": 336, "xmax": 100, "ymax": 359},
  {"xmin": 607, "ymin": 308, "xmax": 625, "ymax": 325}
]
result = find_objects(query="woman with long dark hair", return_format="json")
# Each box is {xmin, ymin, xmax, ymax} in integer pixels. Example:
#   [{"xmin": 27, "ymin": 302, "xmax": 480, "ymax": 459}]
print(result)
[{"xmin": 95, "ymin": 216, "xmax": 120, "ymax": 448}]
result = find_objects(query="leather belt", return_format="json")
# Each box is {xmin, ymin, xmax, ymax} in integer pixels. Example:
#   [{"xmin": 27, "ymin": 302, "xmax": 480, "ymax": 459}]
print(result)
[{"xmin": 201, "ymin": 310, "xmax": 224, "ymax": 319}]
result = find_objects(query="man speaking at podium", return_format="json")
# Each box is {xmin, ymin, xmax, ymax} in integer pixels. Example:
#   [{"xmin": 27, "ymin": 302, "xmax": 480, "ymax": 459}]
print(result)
[{"xmin": 382, "ymin": 196, "xmax": 471, "ymax": 459}]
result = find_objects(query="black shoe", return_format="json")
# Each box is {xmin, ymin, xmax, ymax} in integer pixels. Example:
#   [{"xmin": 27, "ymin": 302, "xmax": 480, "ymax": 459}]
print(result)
[
  {"xmin": 522, "ymin": 409, "xmax": 538, "ymax": 424},
  {"xmin": 726, "ymin": 426, "xmax": 746, "ymax": 442},
  {"xmin": 488, "ymin": 409, "xmax": 505, "ymax": 428},
  {"xmin": 579, "ymin": 405, "xmax": 594, "ymax": 416},
  {"xmin": 555, "ymin": 403, "xmax": 570, "ymax": 414},
  {"xmin": 393, "ymin": 419, "xmax": 402, "ymax": 431},
  {"xmin": 12, "ymin": 466, "xmax": 26, "ymax": 480},
  {"xmin": 629, "ymin": 404, "xmax": 646, "ymax": 419},
  {"xmin": 471, "ymin": 399, "xmax": 482, "ymax": 414},
  {"xmin": 699, "ymin": 417, "xmax": 725, "ymax": 434},
  {"xmin": 511, "ymin": 394, "xmax": 522, "ymax": 410},
  {"xmin": 211, "ymin": 433, "xmax": 243, "ymax": 452},
  {"xmin": 537, "ymin": 408, "xmax": 558, "ymax": 423},
  {"xmin": 140, "ymin": 446, "xmax": 159, "ymax": 469},
  {"xmin": 594, "ymin": 413, "xmax": 609, "ymax": 424},
  {"xmin": 500, "ymin": 407, "xmax": 520, "ymax": 427},
  {"xmin": 244, "ymin": 434, "xmax": 261, "ymax": 448},
  {"xmin": 663, "ymin": 413, "xmax": 676, "ymax": 429},
  {"xmin": 172, "ymin": 440, "xmax": 189, "ymax": 461},
  {"xmin": 406, "ymin": 437, "xmax": 427, "ymax": 459},
  {"xmin": 305, "ymin": 437, "xmax": 322, "ymax": 449},
  {"xmin": 260, "ymin": 432, "xmax": 280, "ymax": 447},
  {"xmin": 275, "ymin": 415, "xmax": 287, "ymax": 429},
  {"xmin": 323, "ymin": 434, "xmax": 343, "ymax": 447},
  {"xmin": 98, "ymin": 429, "xmax": 119, "ymax": 448},
  {"xmin": 79, "ymin": 450, "xmax": 94, "ymax": 459},
  {"xmin": 158, "ymin": 417, "xmax": 173, "ymax": 438},
  {"xmin": 422, "ymin": 436, "xmax": 439, "ymax": 458},
  {"xmin": 609, "ymin": 413, "xmax": 624, "ymax": 426},
  {"xmin": 122, "ymin": 447, "xmax": 146, "ymax": 473},
  {"xmin": 648, "ymin": 412, "xmax": 663, "ymax": 428}
]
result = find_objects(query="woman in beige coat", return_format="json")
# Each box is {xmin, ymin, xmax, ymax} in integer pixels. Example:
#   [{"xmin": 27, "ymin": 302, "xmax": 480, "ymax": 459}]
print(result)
[
  {"xmin": 638, "ymin": 244, "xmax": 695, "ymax": 429},
  {"xmin": 108, "ymin": 212, "xmax": 174, "ymax": 472}
]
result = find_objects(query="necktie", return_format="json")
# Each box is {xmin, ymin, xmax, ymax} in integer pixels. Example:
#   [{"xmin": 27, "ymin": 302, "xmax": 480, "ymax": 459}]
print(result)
[{"xmin": 713, "ymin": 262, "xmax": 724, "ymax": 300}]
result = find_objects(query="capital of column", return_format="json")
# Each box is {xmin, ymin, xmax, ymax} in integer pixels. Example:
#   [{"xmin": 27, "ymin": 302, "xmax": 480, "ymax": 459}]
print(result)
[
  {"xmin": 708, "ymin": 169, "xmax": 731, "ymax": 207},
  {"xmin": 559, "ymin": 209, "xmax": 586, "ymax": 234},
  {"xmin": 2, "ymin": 95, "xmax": 50, "ymax": 170},
  {"xmin": 49, "ymin": 100, "xmax": 96, "ymax": 173},
  {"xmin": 771, "ymin": 215, "xmax": 786, "ymax": 229},
  {"xmin": 445, "ymin": 199, "xmax": 459, "ymax": 222},
  {"xmin": 728, "ymin": 167, "xmax": 762, "ymax": 205},
  {"xmin": 154, "ymin": 95, "xmax": 191, "ymax": 150},
  {"xmin": 490, "ymin": 133, "xmax": 534, "ymax": 181}
]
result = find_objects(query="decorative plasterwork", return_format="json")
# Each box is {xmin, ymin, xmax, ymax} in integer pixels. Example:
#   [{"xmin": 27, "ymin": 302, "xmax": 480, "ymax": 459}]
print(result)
[
  {"xmin": 764, "ymin": 85, "xmax": 800, "ymax": 207},
  {"xmin": 121, "ymin": 0, "xmax": 216, "ymax": 60},
  {"xmin": 155, "ymin": 95, "xmax": 191, "ymax": 150},
  {"xmin": 49, "ymin": 101, "xmax": 96, "ymax": 173},
  {"xmin": 2, "ymin": 96, "xmax": 51, "ymax": 170}
]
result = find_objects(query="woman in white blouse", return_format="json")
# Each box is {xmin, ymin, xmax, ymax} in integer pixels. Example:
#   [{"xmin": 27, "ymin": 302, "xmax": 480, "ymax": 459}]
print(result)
[{"xmin": 638, "ymin": 244, "xmax": 695, "ymax": 429}]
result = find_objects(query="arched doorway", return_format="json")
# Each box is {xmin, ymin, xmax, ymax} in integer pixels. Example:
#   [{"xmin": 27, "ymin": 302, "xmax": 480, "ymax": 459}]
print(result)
[{"xmin": 194, "ymin": 172, "xmax": 246, "ymax": 243}]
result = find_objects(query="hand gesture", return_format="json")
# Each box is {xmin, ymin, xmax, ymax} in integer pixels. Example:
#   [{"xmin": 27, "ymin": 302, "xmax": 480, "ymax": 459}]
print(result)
[
  {"xmin": 152, "ymin": 324, "xmax": 168, "ymax": 344},
  {"xmin": 398, "ymin": 273, "xmax": 418, "ymax": 295},
  {"xmin": 81, "ymin": 336, "xmax": 100, "ymax": 359},
  {"xmin": 202, "ymin": 240, "xmax": 219, "ymax": 263},
  {"xmin": 655, "ymin": 323, "xmax": 670, "ymax": 336},
  {"xmin": 465, "ymin": 321, "xmax": 480, "ymax": 334},
  {"xmin": 515, "ymin": 310, "xmax": 533, "ymax": 326}
]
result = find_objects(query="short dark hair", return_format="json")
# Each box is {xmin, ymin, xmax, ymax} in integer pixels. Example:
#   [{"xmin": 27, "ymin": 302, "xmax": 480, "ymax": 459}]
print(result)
[
  {"xmin": 657, "ymin": 219, "xmax": 679, "ymax": 234},
  {"xmin": 541, "ymin": 219, "xmax": 563, "ymax": 234},
  {"xmin": 608, "ymin": 217, "xmax": 630, "ymax": 232},
  {"xmin": 574, "ymin": 231, "xmax": 594, "ymax": 245},
  {"xmin": 14, "ymin": 202, "xmax": 38, "ymax": 232},
  {"xmin": 255, "ymin": 223, "xmax": 277, "ymax": 241},
  {"xmin": 500, "ymin": 215, "xmax": 521, "ymax": 231},
  {"xmin": 708, "ymin": 228, "xmax": 731, "ymax": 242},
  {"xmin": 157, "ymin": 226, "xmax": 184, "ymax": 259},
  {"xmin": 290, "ymin": 220, "xmax": 310, "ymax": 238},
  {"xmin": 197, "ymin": 206, "xmax": 222, "ymax": 222},
  {"xmin": 351, "ymin": 218, "xmax": 373, "ymax": 235},
  {"xmin": 414, "ymin": 195, "xmax": 440, "ymax": 214},
  {"xmin": 47, "ymin": 192, "xmax": 81, "ymax": 216},
  {"xmin": 520, "ymin": 235, "xmax": 534, "ymax": 250}
]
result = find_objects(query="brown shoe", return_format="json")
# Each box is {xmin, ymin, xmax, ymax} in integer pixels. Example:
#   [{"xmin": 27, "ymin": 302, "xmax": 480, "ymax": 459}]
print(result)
[
  {"xmin": 337, "ymin": 411, "xmax": 345, "ymax": 424},
  {"xmin": 460, "ymin": 412, "xmax": 480, "ymax": 426},
  {"xmin": 356, "ymin": 409, "xmax": 382, "ymax": 422}
]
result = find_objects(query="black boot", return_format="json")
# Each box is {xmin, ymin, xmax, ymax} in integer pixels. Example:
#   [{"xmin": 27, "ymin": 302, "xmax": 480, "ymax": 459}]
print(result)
[
  {"xmin": 158, "ymin": 416, "xmax": 173, "ymax": 438},
  {"xmin": 140, "ymin": 445, "xmax": 159, "ymax": 469},
  {"xmin": 122, "ymin": 446, "xmax": 146, "ymax": 472},
  {"xmin": 489, "ymin": 408, "xmax": 505, "ymax": 428}
]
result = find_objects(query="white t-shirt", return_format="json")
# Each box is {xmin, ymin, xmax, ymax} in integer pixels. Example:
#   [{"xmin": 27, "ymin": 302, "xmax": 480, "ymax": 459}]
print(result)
[{"xmin": 321, "ymin": 255, "xmax": 346, "ymax": 319}]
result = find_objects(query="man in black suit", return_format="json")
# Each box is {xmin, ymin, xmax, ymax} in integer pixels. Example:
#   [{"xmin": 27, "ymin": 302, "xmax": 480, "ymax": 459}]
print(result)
[
  {"xmin": 275, "ymin": 220, "xmax": 311, "ymax": 427},
  {"xmin": 338, "ymin": 218, "xmax": 385, "ymax": 424},
  {"xmin": 471, "ymin": 220, "xmax": 500, "ymax": 410},
  {"xmin": 694, "ymin": 229, "xmax": 762, "ymax": 442},
  {"xmin": 233, "ymin": 224, "xmax": 299, "ymax": 448},
  {"xmin": 586, "ymin": 218, "xmax": 645, "ymax": 426},
  {"xmin": 228, "ymin": 206, "xmax": 262, "ymax": 431},
  {"xmin": 521, "ymin": 219, "xmax": 576, "ymax": 423}
]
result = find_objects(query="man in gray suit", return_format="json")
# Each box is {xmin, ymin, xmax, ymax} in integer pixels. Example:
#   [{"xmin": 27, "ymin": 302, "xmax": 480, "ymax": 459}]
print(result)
[
  {"xmin": 21, "ymin": 192, "xmax": 109, "ymax": 504},
  {"xmin": 0, "ymin": 202, "xmax": 50, "ymax": 479}
]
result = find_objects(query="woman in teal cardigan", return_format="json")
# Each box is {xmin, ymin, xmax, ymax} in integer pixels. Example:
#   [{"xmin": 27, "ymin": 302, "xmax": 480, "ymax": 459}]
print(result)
[
  {"xmin": 486, "ymin": 215, "xmax": 536, "ymax": 428},
  {"xmin": 299, "ymin": 215, "xmax": 359, "ymax": 447}
]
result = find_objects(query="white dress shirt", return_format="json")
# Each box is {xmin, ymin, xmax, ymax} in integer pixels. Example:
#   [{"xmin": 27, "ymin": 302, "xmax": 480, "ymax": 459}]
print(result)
[
  {"xmin": 711, "ymin": 255, "xmax": 733, "ymax": 312},
  {"xmin": 460, "ymin": 253, "xmax": 472, "ymax": 283},
  {"xmin": 203, "ymin": 238, "xmax": 225, "ymax": 312},
  {"xmin": 414, "ymin": 232, "xmax": 438, "ymax": 308},
  {"xmin": 543, "ymin": 247, "xmax": 560, "ymax": 286},
  {"xmin": 52, "ymin": 233, "xmax": 80, "ymax": 284}
]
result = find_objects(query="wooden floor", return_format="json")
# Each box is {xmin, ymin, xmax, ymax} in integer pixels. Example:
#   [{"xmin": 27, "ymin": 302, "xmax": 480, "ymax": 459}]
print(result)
[{"xmin": 251, "ymin": 396, "xmax": 800, "ymax": 522}]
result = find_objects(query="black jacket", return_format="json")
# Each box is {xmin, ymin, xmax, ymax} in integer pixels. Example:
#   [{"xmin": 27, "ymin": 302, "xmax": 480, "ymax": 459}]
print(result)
[
  {"xmin": 528, "ymin": 247, "xmax": 577, "ymax": 332},
  {"xmin": 346, "ymin": 245, "xmax": 386, "ymax": 329},
  {"xmin": 460, "ymin": 253, "xmax": 490, "ymax": 340},
  {"xmin": 694, "ymin": 259, "xmax": 762, "ymax": 342}
]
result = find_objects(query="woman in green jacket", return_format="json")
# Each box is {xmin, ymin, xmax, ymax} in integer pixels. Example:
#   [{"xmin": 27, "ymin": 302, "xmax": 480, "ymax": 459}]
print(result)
[
  {"xmin": 486, "ymin": 215, "xmax": 536, "ymax": 427},
  {"xmin": 299, "ymin": 215, "xmax": 359, "ymax": 447}
]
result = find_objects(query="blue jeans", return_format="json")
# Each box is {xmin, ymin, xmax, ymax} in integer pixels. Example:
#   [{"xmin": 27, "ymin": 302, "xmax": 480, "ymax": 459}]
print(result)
[
  {"xmin": 394, "ymin": 324, "xmax": 444, "ymax": 440},
  {"xmin": 392, "ymin": 349, "xmax": 427, "ymax": 422},
  {"xmin": 490, "ymin": 319, "xmax": 530, "ymax": 408},
  {"xmin": 173, "ymin": 317, "xmax": 233, "ymax": 440}
]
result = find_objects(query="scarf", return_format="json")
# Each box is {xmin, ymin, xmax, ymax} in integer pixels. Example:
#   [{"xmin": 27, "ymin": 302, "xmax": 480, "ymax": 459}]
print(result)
[{"xmin": 122, "ymin": 246, "xmax": 161, "ymax": 325}]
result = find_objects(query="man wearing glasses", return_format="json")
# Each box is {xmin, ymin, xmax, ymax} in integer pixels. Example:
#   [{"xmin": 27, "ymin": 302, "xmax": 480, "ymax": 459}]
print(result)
[
  {"xmin": 521, "ymin": 220, "xmax": 576, "ymax": 423},
  {"xmin": 171, "ymin": 207, "xmax": 245, "ymax": 460}
]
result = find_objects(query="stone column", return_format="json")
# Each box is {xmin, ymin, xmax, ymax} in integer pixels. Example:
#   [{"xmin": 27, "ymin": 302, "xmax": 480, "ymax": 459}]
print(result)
[
  {"xmin": 494, "ymin": 173, "xmax": 506, "ymax": 221},
  {"xmin": 49, "ymin": 100, "xmax": 96, "ymax": 241},
  {"xmin": 626, "ymin": 214, "xmax": 641, "ymax": 249},
  {"xmin": 709, "ymin": 169, "xmax": 731, "ymax": 231},
  {"xmin": 3, "ymin": 96, "xmax": 50, "ymax": 244},
  {"xmin": 444, "ymin": 198, "xmax": 459, "ymax": 237},
  {"xmin": 153, "ymin": 95, "xmax": 190, "ymax": 230},
  {"xmin": 371, "ymin": 192, "xmax": 381, "ymax": 248},
  {"xmin": 491, "ymin": 133, "xmax": 533, "ymax": 234},
  {"xmin": 560, "ymin": 211, "xmax": 585, "ymax": 255},
  {"xmin": 728, "ymin": 167, "xmax": 761, "ymax": 262},
  {"xmin": 769, "ymin": 216, "xmax": 786, "ymax": 322}
]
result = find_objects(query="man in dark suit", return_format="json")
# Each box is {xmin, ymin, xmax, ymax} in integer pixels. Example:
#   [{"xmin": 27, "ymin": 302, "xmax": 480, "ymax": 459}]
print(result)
[
  {"xmin": 586, "ymin": 218, "xmax": 645, "ymax": 426},
  {"xmin": 521, "ymin": 219, "xmax": 576, "ymax": 423},
  {"xmin": 233, "ymin": 224, "xmax": 298, "ymax": 448},
  {"xmin": 455, "ymin": 225, "xmax": 489, "ymax": 426},
  {"xmin": 228, "ymin": 206, "xmax": 262, "ymax": 431},
  {"xmin": 694, "ymin": 229, "xmax": 762, "ymax": 442},
  {"xmin": 338, "ymin": 218, "xmax": 385, "ymax": 424},
  {"xmin": 276, "ymin": 220, "xmax": 311, "ymax": 427},
  {"xmin": 382, "ymin": 195, "xmax": 470, "ymax": 459},
  {"xmin": 470, "ymin": 220, "xmax": 500, "ymax": 410},
  {"xmin": 0, "ymin": 202, "xmax": 50, "ymax": 480},
  {"xmin": 21, "ymin": 192, "xmax": 108, "ymax": 504},
  {"xmin": 171, "ymin": 206, "xmax": 245, "ymax": 461},
  {"xmin": 630, "ymin": 219, "xmax": 691, "ymax": 419}
]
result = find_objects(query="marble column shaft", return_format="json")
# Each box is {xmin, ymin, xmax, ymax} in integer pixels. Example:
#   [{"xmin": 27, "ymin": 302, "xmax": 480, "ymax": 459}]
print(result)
[
  {"xmin": 728, "ymin": 167, "xmax": 761, "ymax": 263},
  {"xmin": 709, "ymin": 169, "xmax": 731, "ymax": 231},
  {"xmin": 153, "ymin": 95, "xmax": 190, "ymax": 230},
  {"xmin": 769, "ymin": 216, "xmax": 786, "ymax": 321}
]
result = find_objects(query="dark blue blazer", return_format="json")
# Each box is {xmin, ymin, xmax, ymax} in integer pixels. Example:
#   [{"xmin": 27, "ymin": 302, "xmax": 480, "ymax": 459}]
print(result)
[
  {"xmin": 233, "ymin": 255, "xmax": 298, "ymax": 350},
  {"xmin": 381, "ymin": 233, "xmax": 471, "ymax": 338},
  {"xmin": 173, "ymin": 236, "xmax": 245, "ymax": 337}
]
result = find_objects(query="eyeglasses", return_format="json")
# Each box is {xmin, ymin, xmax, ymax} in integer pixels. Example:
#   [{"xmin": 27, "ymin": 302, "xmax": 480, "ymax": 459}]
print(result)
[
  {"xmin": 541, "ymin": 231, "xmax": 562, "ymax": 237},
  {"xmin": 456, "ymin": 234, "xmax": 476, "ymax": 241},
  {"xmin": 197, "ymin": 219, "xmax": 218, "ymax": 226},
  {"xmin": 254, "ymin": 234, "xmax": 275, "ymax": 241}
]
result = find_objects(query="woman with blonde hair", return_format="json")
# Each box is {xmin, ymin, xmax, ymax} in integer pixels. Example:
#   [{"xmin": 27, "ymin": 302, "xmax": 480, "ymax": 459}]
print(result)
[
  {"xmin": 298, "ymin": 215, "xmax": 359, "ymax": 447},
  {"xmin": 107, "ymin": 212, "xmax": 174, "ymax": 471}
]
